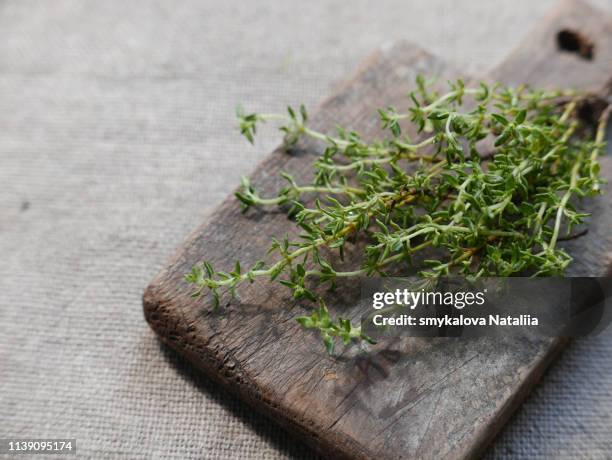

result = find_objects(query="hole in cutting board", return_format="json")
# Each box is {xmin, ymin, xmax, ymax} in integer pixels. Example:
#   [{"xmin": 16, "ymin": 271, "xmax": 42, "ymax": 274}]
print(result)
[{"xmin": 557, "ymin": 29, "xmax": 595, "ymax": 60}]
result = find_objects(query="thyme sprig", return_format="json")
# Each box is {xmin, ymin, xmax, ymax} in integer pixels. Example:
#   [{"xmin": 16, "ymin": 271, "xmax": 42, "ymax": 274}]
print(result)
[{"xmin": 187, "ymin": 77, "xmax": 609, "ymax": 353}]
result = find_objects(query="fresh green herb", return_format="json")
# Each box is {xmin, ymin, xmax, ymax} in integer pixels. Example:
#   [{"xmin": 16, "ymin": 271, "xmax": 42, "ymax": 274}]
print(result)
[
  {"xmin": 296, "ymin": 301, "xmax": 376, "ymax": 355},
  {"xmin": 187, "ymin": 78, "xmax": 609, "ymax": 353}
]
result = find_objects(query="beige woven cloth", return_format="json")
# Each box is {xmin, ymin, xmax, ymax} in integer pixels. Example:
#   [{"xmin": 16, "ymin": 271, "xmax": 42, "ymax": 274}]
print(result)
[{"xmin": 1, "ymin": 0, "xmax": 611, "ymax": 458}]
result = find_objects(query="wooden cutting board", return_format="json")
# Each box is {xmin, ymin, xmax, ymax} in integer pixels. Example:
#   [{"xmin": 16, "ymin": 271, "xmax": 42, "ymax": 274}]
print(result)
[{"xmin": 144, "ymin": 1, "xmax": 612, "ymax": 458}]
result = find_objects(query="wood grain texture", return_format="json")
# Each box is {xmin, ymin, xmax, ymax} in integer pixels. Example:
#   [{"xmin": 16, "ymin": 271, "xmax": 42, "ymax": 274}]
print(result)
[{"xmin": 143, "ymin": 1, "xmax": 612, "ymax": 459}]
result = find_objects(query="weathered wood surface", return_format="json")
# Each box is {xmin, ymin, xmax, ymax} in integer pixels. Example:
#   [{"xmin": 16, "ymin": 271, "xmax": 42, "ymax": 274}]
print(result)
[{"xmin": 144, "ymin": 1, "xmax": 612, "ymax": 459}]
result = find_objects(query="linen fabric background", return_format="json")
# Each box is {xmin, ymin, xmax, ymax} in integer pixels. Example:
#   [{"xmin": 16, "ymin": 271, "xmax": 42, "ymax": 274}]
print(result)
[{"xmin": 1, "ymin": 0, "xmax": 611, "ymax": 458}]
